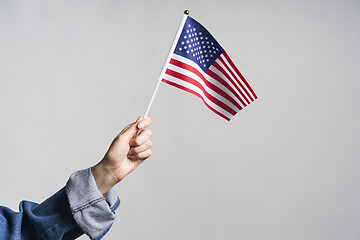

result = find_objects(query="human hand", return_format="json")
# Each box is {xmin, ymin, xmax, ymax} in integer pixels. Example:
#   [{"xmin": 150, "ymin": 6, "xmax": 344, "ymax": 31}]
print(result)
[{"xmin": 91, "ymin": 117, "xmax": 152, "ymax": 194}]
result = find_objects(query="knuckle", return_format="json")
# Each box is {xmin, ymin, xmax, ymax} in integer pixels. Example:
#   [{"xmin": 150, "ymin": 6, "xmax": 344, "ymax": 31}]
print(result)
[
  {"xmin": 147, "ymin": 140, "xmax": 152, "ymax": 147},
  {"xmin": 134, "ymin": 139, "xmax": 141, "ymax": 146},
  {"xmin": 145, "ymin": 129, "xmax": 152, "ymax": 137}
]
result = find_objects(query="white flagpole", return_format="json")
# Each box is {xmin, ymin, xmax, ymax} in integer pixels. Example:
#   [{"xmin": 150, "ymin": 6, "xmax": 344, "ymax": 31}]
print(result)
[{"xmin": 142, "ymin": 10, "xmax": 189, "ymax": 118}]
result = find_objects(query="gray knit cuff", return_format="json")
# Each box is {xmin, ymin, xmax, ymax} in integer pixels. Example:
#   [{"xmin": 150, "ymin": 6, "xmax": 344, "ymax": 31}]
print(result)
[{"xmin": 65, "ymin": 167, "xmax": 120, "ymax": 240}]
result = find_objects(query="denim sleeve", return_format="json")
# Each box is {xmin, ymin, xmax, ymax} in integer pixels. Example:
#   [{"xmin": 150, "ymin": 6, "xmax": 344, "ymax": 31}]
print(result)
[
  {"xmin": 0, "ymin": 168, "xmax": 120, "ymax": 240},
  {"xmin": 0, "ymin": 187, "xmax": 83, "ymax": 240},
  {"xmin": 65, "ymin": 168, "xmax": 120, "ymax": 240}
]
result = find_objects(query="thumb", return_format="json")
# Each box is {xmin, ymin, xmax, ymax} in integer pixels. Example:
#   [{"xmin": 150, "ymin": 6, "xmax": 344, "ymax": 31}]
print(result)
[{"xmin": 120, "ymin": 117, "xmax": 142, "ymax": 140}]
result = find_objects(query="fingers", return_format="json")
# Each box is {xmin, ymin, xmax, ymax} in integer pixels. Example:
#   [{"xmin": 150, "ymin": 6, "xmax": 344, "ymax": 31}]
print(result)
[
  {"xmin": 120, "ymin": 117, "xmax": 143, "ymax": 140},
  {"xmin": 128, "ymin": 148, "xmax": 152, "ymax": 161},
  {"xmin": 128, "ymin": 140, "xmax": 152, "ymax": 157},
  {"xmin": 137, "ymin": 117, "xmax": 152, "ymax": 130},
  {"xmin": 130, "ymin": 129, "xmax": 152, "ymax": 147}
]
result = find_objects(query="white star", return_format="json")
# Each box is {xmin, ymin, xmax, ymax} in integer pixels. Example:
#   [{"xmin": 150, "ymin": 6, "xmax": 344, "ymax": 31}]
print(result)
[
  {"xmin": 186, "ymin": 30, "xmax": 189, "ymax": 33},
  {"xmin": 186, "ymin": 50, "xmax": 189, "ymax": 53},
  {"xmin": 210, "ymin": 54, "xmax": 213, "ymax": 57},
  {"xmin": 188, "ymin": 24, "xmax": 191, "ymax": 28},
  {"xmin": 179, "ymin": 47, "xmax": 182, "ymax": 51},
  {"xmin": 184, "ymin": 36, "xmax": 187, "ymax": 39},
  {"xmin": 211, "ymin": 42, "xmax": 214, "ymax": 45},
  {"xmin": 199, "ymin": 32, "xmax": 202, "ymax": 35},
  {"xmin": 188, "ymin": 35, "xmax": 191, "ymax": 38},
  {"xmin": 204, "ymin": 64, "xmax": 206, "ymax": 67},
  {"xmin": 184, "ymin": 46, "xmax": 187, "ymax": 49},
  {"xmin": 189, "ymin": 45, "xmax": 191, "ymax": 48}
]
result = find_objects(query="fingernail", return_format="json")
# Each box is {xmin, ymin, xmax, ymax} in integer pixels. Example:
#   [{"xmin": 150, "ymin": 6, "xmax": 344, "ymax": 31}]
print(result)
[{"xmin": 138, "ymin": 123, "xmax": 144, "ymax": 128}]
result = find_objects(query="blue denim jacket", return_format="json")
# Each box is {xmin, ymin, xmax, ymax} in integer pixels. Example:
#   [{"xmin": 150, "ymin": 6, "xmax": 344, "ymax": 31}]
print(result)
[{"xmin": 0, "ymin": 168, "xmax": 120, "ymax": 240}]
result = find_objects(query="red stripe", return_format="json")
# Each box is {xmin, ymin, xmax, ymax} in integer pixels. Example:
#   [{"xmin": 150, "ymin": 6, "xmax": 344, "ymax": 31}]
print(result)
[
  {"xmin": 169, "ymin": 58, "xmax": 242, "ymax": 111},
  {"xmin": 206, "ymin": 69, "xmax": 247, "ymax": 107},
  {"xmin": 218, "ymin": 55, "xmax": 254, "ymax": 102},
  {"xmin": 162, "ymin": 79, "xmax": 231, "ymax": 121},
  {"xmin": 165, "ymin": 68, "xmax": 237, "ymax": 116},
  {"xmin": 212, "ymin": 61, "xmax": 250, "ymax": 104},
  {"xmin": 222, "ymin": 51, "xmax": 257, "ymax": 99}
]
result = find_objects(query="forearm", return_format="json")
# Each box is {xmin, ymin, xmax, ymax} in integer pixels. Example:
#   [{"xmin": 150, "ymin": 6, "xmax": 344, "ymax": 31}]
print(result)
[{"xmin": 91, "ymin": 161, "xmax": 119, "ymax": 195}]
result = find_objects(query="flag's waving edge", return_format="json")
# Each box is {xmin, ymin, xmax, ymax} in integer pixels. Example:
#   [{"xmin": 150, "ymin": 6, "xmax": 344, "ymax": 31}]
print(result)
[{"xmin": 161, "ymin": 16, "xmax": 257, "ymax": 121}]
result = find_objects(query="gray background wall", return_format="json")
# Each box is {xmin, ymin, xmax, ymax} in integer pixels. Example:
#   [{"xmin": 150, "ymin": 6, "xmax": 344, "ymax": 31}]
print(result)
[{"xmin": 0, "ymin": 0, "xmax": 359, "ymax": 239}]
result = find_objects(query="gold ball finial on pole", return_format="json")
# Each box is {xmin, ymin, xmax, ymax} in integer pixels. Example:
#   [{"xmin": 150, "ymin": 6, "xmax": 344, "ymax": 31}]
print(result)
[{"xmin": 184, "ymin": 10, "xmax": 189, "ymax": 15}]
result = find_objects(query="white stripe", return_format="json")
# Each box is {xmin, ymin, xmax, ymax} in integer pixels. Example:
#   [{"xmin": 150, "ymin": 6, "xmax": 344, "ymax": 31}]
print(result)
[
  {"xmin": 167, "ymin": 64, "xmax": 240, "ymax": 112},
  {"xmin": 208, "ymin": 65, "xmax": 248, "ymax": 106},
  {"xmin": 219, "ymin": 54, "xmax": 256, "ymax": 101},
  {"xmin": 215, "ymin": 58, "xmax": 251, "ymax": 103},
  {"xmin": 171, "ymin": 54, "xmax": 246, "ymax": 108},
  {"xmin": 163, "ymin": 74, "xmax": 234, "ymax": 119}
]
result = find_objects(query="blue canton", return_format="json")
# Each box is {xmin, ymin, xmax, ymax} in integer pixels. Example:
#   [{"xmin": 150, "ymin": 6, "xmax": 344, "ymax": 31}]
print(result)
[{"xmin": 174, "ymin": 16, "xmax": 224, "ymax": 72}]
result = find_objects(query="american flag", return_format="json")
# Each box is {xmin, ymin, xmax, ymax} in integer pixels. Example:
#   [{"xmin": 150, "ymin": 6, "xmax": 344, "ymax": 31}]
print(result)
[{"xmin": 161, "ymin": 16, "xmax": 257, "ymax": 121}]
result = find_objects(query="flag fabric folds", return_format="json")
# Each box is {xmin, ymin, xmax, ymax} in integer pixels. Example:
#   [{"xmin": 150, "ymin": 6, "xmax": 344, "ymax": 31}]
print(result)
[{"xmin": 161, "ymin": 16, "xmax": 257, "ymax": 121}]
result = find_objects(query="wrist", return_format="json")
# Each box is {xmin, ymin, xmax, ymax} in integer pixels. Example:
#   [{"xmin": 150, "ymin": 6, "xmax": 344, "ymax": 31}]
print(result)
[{"xmin": 91, "ymin": 162, "xmax": 118, "ymax": 195}]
